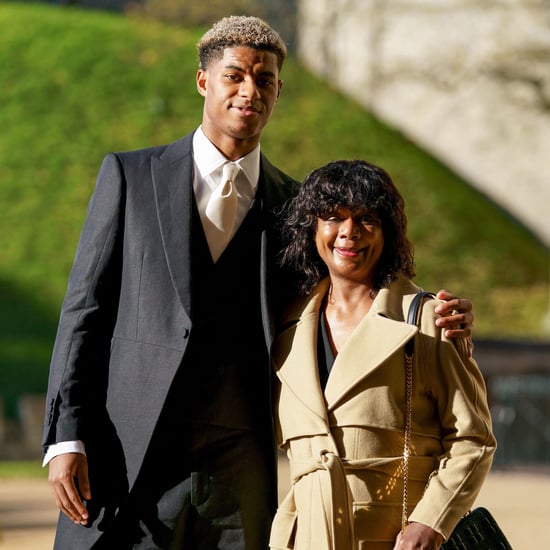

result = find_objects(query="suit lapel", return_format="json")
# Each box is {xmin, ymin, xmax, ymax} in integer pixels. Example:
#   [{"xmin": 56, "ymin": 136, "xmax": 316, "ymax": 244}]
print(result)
[
  {"xmin": 151, "ymin": 134, "xmax": 194, "ymax": 317},
  {"xmin": 258, "ymin": 153, "xmax": 292, "ymax": 350},
  {"xmin": 150, "ymin": 142, "xmax": 295, "ymax": 339}
]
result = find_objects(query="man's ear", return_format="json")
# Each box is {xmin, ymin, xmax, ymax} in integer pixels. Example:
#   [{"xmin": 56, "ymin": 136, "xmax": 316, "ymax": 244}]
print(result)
[
  {"xmin": 196, "ymin": 69, "xmax": 207, "ymax": 97},
  {"xmin": 276, "ymin": 79, "xmax": 283, "ymax": 101}
]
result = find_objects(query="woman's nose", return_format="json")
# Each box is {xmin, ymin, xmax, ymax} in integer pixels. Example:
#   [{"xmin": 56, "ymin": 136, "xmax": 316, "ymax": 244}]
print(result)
[{"xmin": 339, "ymin": 218, "xmax": 361, "ymax": 238}]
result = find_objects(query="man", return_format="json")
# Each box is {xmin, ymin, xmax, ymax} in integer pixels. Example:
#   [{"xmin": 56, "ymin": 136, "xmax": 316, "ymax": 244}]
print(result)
[{"xmin": 43, "ymin": 15, "xmax": 474, "ymax": 550}]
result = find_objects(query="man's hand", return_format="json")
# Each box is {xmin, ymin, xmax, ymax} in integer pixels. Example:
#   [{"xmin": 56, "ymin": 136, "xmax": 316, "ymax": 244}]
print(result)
[
  {"xmin": 434, "ymin": 289, "xmax": 474, "ymax": 356},
  {"xmin": 48, "ymin": 453, "xmax": 91, "ymax": 525},
  {"xmin": 393, "ymin": 522, "xmax": 444, "ymax": 549}
]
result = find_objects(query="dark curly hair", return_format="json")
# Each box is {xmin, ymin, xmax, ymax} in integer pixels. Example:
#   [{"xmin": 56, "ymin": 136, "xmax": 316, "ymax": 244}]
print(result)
[{"xmin": 280, "ymin": 159, "xmax": 416, "ymax": 295}]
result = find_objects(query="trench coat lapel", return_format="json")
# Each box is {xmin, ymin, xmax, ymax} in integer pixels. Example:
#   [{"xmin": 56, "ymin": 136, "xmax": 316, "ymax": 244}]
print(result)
[
  {"xmin": 151, "ymin": 134, "xmax": 194, "ymax": 318},
  {"xmin": 276, "ymin": 279, "xmax": 421, "ymax": 415},
  {"xmin": 324, "ymin": 282, "xmax": 418, "ymax": 408},
  {"xmin": 275, "ymin": 280, "xmax": 332, "ymax": 423}
]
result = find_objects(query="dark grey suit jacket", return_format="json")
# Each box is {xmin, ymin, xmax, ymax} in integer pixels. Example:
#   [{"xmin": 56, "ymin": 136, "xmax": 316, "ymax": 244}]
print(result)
[{"xmin": 42, "ymin": 132, "xmax": 298, "ymax": 545}]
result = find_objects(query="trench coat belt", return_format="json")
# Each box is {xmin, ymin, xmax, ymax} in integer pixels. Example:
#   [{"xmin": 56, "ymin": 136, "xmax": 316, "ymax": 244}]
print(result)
[
  {"xmin": 289, "ymin": 451, "xmax": 405, "ymax": 550},
  {"xmin": 290, "ymin": 450, "xmax": 352, "ymax": 548}
]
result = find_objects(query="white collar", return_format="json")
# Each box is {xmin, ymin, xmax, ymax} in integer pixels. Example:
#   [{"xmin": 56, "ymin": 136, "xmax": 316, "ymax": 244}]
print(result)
[{"xmin": 193, "ymin": 126, "xmax": 260, "ymax": 191}]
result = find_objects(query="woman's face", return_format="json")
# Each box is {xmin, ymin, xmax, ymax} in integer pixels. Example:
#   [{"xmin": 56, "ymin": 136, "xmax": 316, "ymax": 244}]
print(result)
[{"xmin": 315, "ymin": 206, "xmax": 384, "ymax": 286}]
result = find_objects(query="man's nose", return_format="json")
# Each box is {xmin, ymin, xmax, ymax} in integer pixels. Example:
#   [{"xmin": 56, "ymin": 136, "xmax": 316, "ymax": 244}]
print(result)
[{"xmin": 240, "ymin": 78, "xmax": 260, "ymax": 99}]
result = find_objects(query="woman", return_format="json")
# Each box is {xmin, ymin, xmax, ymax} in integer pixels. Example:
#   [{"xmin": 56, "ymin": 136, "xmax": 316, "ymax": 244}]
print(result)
[{"xmin": 269, "ymin": 160, "xmax": 496, "ymax": 550}]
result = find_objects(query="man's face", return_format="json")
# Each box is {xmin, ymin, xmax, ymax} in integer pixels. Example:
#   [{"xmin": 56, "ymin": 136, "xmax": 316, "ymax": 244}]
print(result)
[{"xmin": 196, "ymin": 46, "xmax": 282, "ymax": 158}]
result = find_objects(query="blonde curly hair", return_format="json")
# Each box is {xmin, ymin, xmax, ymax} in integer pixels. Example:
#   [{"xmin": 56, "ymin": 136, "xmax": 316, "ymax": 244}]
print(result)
[{"xmin": 196, "ymin": 15, "xmax": 287, "ymax": 70}]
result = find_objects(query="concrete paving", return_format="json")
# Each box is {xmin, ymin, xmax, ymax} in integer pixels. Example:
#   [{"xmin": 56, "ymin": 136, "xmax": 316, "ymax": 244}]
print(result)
[
  {"xmin": 0, "ymin": 478, "xmax": 56, "ymax": 550},
  {"xmin": 0, "ymin": 465, "xmax": 548, "ymax": 549}
]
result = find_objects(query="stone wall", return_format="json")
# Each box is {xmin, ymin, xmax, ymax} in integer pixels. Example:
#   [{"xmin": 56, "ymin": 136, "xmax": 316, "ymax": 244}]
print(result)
[{"xmin": 297, "ymin": 0, "xmax": 550, "ymax": 246}]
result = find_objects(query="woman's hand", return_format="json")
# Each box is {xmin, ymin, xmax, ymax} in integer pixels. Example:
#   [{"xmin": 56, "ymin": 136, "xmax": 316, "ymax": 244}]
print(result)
[{"xmin": 393, "ymin": 521, "xmax": 444, "ymax": 549}]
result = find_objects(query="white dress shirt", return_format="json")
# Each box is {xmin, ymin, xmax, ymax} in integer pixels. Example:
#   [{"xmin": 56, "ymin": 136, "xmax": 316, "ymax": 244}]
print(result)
[
  {"xmin": 43, "ymin": 127, "xmax": 261, "ymax": 466},
  {"xmin": 193, "ymin": 126, "xmax": 259, "ymax": 259}
]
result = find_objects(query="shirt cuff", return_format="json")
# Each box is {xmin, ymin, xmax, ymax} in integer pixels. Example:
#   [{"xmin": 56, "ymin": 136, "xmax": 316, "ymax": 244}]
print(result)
[{"xmin": 42, "ymin": 440, "xmax": 86, "ymax": 467}]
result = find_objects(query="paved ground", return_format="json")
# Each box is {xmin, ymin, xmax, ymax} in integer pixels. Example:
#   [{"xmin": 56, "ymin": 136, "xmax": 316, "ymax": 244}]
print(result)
[
  {"xmin": 0, "ymin": 478, "xmax": 56, "ymax": 550},
  {"xmin": 0, "ymin": 464, "xmax": 548, "ymax": 549}
]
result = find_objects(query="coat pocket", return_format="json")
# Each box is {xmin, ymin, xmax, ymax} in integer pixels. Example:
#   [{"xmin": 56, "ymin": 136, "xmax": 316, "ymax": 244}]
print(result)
[{"xmin": 354, "ymin": 501, "xmax": 402, "ymax": 546}]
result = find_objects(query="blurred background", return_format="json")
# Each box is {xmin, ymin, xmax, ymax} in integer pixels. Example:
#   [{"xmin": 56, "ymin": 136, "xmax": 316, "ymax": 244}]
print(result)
[{"xmin": 0, "ymin": 0, "xmax": 549, "ymax": 548}]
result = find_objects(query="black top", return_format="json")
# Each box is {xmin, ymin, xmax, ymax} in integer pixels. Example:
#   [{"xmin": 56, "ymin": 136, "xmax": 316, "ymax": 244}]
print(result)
[{"xmin": 317, "ymin": 300, "xmax": 336, "ymax": 390}]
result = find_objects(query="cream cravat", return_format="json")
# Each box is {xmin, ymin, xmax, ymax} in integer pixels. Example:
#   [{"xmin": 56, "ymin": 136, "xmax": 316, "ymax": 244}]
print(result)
[{"xmin": 205, "ymin": 161, "xmax": 241, "ymax": 261}]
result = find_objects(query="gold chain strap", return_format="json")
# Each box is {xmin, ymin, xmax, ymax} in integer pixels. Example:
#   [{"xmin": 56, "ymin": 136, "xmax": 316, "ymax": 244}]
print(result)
[
  {"xmin": 401, "ymin": 349, "xmax": 413, "ymax": 532},
  {"xmin": 401, "ymin": 291, "xmax": 434, "ymax": 534}
]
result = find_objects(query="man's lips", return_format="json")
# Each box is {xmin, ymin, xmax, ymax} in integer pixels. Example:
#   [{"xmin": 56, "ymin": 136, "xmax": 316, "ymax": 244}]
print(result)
[{"xmin": 232, "ymin": 104, "xmax": 260, "ymax": 116}]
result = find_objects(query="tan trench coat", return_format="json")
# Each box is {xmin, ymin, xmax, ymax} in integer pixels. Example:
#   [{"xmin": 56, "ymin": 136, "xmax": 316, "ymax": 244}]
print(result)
[{"xmin": 269, "ymin": 277, "xmax": 496, "ymax": 550}]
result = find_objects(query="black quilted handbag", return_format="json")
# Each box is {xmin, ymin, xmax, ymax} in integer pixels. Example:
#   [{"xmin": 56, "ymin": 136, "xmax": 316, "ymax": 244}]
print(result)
[
  {"xmin": 403, "ymin": 292, "xmax": 513, "ymax": 550},
  {"xmin": 442, "ymin": 507, "xmax": 513, "ymax": 550}
]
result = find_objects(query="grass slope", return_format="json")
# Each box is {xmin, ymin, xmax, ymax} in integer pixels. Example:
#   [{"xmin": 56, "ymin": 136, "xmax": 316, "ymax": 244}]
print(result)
[{"xmin": 0, "ymin": 3, "xmax": 548, "ymax": 417}]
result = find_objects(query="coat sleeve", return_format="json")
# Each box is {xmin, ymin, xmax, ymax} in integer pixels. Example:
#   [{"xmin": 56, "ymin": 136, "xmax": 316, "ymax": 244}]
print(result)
[
  {"xmin": 42, "ymin": 153, "xmax": 125, "ymax": 449},
  {"xmin": 408, "ymin": 301, "xmax": 497, "ymax": 539}
]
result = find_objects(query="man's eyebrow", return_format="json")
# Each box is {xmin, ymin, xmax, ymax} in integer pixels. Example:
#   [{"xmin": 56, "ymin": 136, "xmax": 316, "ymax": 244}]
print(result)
[
  {"xmin": 224, "ymin": 63, "xmax": 244, "ymax": 72},
  {"xmin": 223, "ymin": 64, "xmax": 276, "ymax": 77}
]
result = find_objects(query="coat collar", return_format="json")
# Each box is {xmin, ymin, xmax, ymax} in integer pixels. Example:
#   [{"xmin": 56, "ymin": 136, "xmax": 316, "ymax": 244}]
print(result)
[
  {"xmin": 149, "ymin": 133, "xmax": 288, "ymax": 331},
  {"xmin": 274, "ymin": 277, "xmax": 421, "ymax": 412}
]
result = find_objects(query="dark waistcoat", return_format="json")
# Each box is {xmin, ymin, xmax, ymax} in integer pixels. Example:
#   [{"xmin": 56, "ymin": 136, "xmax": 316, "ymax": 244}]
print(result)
[{"xmin": 163, "ymin": 197, "xmax": 270, "ymax": 434}]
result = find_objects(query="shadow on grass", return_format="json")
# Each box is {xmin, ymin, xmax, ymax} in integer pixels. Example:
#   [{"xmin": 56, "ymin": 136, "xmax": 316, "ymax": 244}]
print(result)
[{"xmin": 0, "ymin": 277, "xmax": 59, "ymax": 419}]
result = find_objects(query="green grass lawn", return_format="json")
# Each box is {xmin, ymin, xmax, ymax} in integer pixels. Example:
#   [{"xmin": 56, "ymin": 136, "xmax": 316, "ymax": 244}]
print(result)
[
  {"xmin": 1, "ymin": 2, "xmax": 548, "ymax": 419},
  {"xmin": 0, "ymin": 460, "xmax": 47, "ymax": 478}
]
